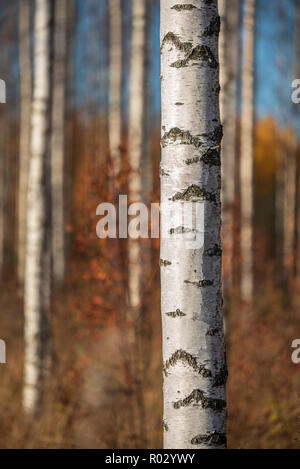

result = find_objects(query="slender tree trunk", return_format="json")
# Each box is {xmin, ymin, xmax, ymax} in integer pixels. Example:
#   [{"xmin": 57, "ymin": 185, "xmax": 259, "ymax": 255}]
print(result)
[
  {"xmin": 219, "ymin": 0, "xmax": 239, "ymax": 290},
  {"xmin": 51, "ymin": 0, "xmax": 67, "ymax": 284},
  {"xmin": 294, "ymin": 5, "xmax": 300, "ymax": 279},
  {"xmin": 127, "ymin": 0, "xmax": 147, "ymax": 448},
  {"xmin": 160, "ymin": 0, "xmax": 227, "ymax": 449},
  {"xmin": 128, "ymin": 0, "xmax": 146, "ymax": 316},
  {"xmin": 108, "ymin": 0, "xmax": 122, "ymax": 189},
  {"xmin": 23, "ymin": 0, "xmax": 53, "ymax": 414},
  {"xmin": 240, "ymin": 0, "xmax": 255, "ymax": 302},
  {"xmin": 18, "ymin": 0, "xmax": 32, "ymax": 284}
]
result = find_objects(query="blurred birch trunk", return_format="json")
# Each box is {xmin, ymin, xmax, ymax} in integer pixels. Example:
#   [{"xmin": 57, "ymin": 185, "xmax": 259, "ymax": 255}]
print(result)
[
  {"xmin": 18, "ymin": 0, "xmax": 32, "ymax": 283},
  {"xmin": 240, "ymin": 0, "xmax": 255, "ymax": 302},
  {"xmin": 23, "ymin": 0, "xmax": 53, "ymax": 415},
  {"xmin": 51, "ymin": 0, "xmax": 67, "ymax": 284},
  {"xmin": 160, "ymin": 0, "xmax": 227, "ymax": 449},
  {"xmin": 108, "ymin": 0, "xmax": 122, "ymax": 190},
  {"xmin": 219, "ymin": 0, "xmax": 239, "ymax": 290},
  {"xmin": 128, "ymin": 0, "xmax": 146, "ymax": 317}
]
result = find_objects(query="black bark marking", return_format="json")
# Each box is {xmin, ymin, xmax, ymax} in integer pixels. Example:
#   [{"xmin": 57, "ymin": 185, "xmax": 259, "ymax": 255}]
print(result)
[
  {"xmin": 185, "ymin": 145, "xmax": 220, "ymax": 166},
  {"xmin": 162, "ymin": 420, "xmax": 169, "ymax": 432},
  {"xmin": 173, "ymin": 389, "xmax": 226, "ymax": 411},
  {"xmin": 161, "ymin": 127, "xmax": 203, "ymax": 148},
  {"xmin": 160, "ymin": 33, "xmax": 218, "ymax": 69},
  {"xmin": 166, "ymin": 309, "xmax": 186, "ymax": 318},
  {"xmin": 171, "ymin": 4, "xmax": 198, "ymax": 11},
  {"xmin": 206, "ymin": 328, "xmax": 220, "ymax": 336},
  {"xmin": 171, "ymin": 45, "xmax": 218, "ymax": 69},
  {"xmin": 175, "ymin": 102, "xmax": 184, "ymax": 106},
  {"xmin": 161, "ymin": 32, "xmax": 193, "ymax": 54},
  {"xmin": 171, "ymin": 185, "xmax": 216, "ymax": 203},
  {"xmin": 203, "ymin": 16, "xmax": 220, "ymax": 37},
  {"xmin": 163, "ymin": 349, "xmax": 211, "ymax": 377},
  {"xmin": 160, "ymin": 259, "xmax": 172, "ymax": 267},
  {"xmin": 200, "ymin": 124, "xmax": 223, "ymax": 145},
  {"xmin": 191, "ymin": 432, "xmax": 227, "ymax": 447},
  {"xmin": 213, "ymin": 364, "xmax": 228, "ymax": 387},
  {"xmin": 160, "ymin": 165, "xmax": 170, "ymax": 177},
  {"xmin": 169, "ymin": 226, "xmax": 195, "ymax": 235},
  {"xmin": 185, "ymin": 279, "xmax": 213, "ymax": 288},
  {"xmin": 205, "ymin": 244, "xmax": 222, "ymax": 257}
]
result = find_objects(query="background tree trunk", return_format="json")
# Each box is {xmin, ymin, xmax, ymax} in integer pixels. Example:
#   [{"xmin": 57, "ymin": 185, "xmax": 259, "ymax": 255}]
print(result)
[
  {"xmin": 240, "ymin": 0, "xmax": 255, "ymax": 302},
  {"xmin": 108, "ymin": 0, "xmax": 122, "ymax": 190},
  {"xmin": 219, "ymin": 0, "xmax": 239, "ymax": 291},
  {"xmin": 18, "ymin": 0, "xmax": 32, "ymax": 284},
  {"xmin": 160, "ymin": 0, "xmax": 227, "ymax": 449},
  {"xmin": 51, "ymin": 0, "xmax": 67, "ymax": 284},
  {"xmin": 23, "ymin": 0, "xmax": 53, "ymax": 415}
]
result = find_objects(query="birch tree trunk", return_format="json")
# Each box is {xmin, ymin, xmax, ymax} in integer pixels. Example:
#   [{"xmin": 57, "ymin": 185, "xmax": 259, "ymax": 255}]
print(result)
[
  {"xmin": 128, "ymin": 0, "xmax": 146, "ymax": 316},
  {"xmin": 240, "ymin": 0, "xmax": 255, "ymax": 302},
  {"xmin": 23, "ymin": 0, "xmax": 53, "ymax": 414},
  {"xmin": 219, "ymin": 0, "xmax": 239, "ymax": 290},
  {"xmin": 108, "ymin": 0, "xmax": 122, "ymax": 189},
  {"xmin": 18, "ymin": 0, "xmax": 32, "ymax": 284},
  {"xmin": 51, "ymin": 0, "xmax": 67, "ymax": 284},
  {"xmin": 160, "ymin": 0, "xmax": 227, "ymax": 449}
]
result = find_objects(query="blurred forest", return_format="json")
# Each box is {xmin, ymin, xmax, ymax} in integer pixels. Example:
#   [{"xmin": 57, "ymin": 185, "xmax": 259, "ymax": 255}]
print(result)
[{"xmin": 0, "ymin": 0, "xmax": 300, "ymax": 449}]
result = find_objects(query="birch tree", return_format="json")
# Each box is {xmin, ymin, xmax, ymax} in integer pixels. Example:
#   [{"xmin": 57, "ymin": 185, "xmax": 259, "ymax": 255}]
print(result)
[
  {"xmin": 23, "ymin": 0, "xmax": 53, "ymax": 414},
  {"xmin": 160, "ymin": 0, "xmax": 227, "ymax": 449},
  {"xmin": 128, "ymin": 0, "xmax": 146, "ymax": 316},
  {"xmin": 18, "ymin": 0, "xmax": 32, "ymax": 283},
  {"xmin": 108, "ymin": 0, "xmax": 122, "ymax": 189},
  {"xmin": 219, "ymin": 0, "xmax": 239, "ymax": 289},
  {"xmin": 240, "ymin": 0, "xmax": 255, "ymax": 302},
  {"xmin": 51, "ymin": 0, "xmax": 67, "ymax": 284}
]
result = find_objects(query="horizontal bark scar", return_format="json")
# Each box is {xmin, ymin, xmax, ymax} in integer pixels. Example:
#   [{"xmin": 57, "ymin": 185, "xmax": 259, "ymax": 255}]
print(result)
[
  {"xmin": 169, "ymin": 226, "xmax": 196, "ymax": 235},
  {"xmin": 200, "ymin": 125, "xmax": 223, "ymax": 145},
  {"xmin": 171, "ymin": 185, "xmax": 217, "ymax": 203},
  {"xmin": 185, "ymin": 145, "xmax": 221, "ymax": 166},
  {"xmin": 160, "ymin": 259, "xmax": 172, "ymax": 267},
  {"xmin": 171, "ymin": 4, "xmax": 198, "ymax": 11},
  {"xmin": 191, "ymin": 432, "xmax": 227, "ymax": 447},
  {"xmin": 160, "ymin": 32, "xmax": 218, "ymax": 69},
  {"xmin": 161, "ymin": 127, "xmax": 203, "ymax": 148},
  {"xmin": 205, "ymin": 245, "xmax": 222, "ymax": 256},
  {"xmin": 184, "ymin": 279, "xmax": 213, "ymax": 287},
  {"xmin": 171, "ymin": 45, "xmax": 218, "ymax": 69},
  {"xmin": 163, "ymin": 349, "xmax": 211, "ymax": 377},
  {"xmin": 206, "ymin": 328, "xmax": 220, "ymax": 336},
  {"xmin": 173, "ymin": 389, "xmax": 226, "ymax": 411},
  {"xmin": 166, "ymin": 309, "xmax": 186, "ymax": 318}
]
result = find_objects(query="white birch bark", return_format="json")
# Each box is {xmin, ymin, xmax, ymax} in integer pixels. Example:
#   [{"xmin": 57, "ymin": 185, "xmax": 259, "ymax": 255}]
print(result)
[
  {"xmin": 23, "ymin": 0, "xmax": 52, "ymax": 414},
  {"xmin": 128, "ymin": 0, "xmax": 146, "ymax": 314},
  {"xmin": 18, "ymin": 0, "xmax": 32, "ymax": 284},
  {"xmin": 240, "ymin": 0, "xmax": 255, "ymax": 302},
  {"xmin": 108, "ymin": 0, "xmax": 122, "ymax": 188},
  {"xmin": 160, "ymin": 0, "xmax": 227, "ymax": 449},
  {"xmin": 219, "ymin": 0, "xmax": 239, "ymax": 289},
  {"xmin": 51, "ymin": 0, "xmax": 67, "ymax": 284}
]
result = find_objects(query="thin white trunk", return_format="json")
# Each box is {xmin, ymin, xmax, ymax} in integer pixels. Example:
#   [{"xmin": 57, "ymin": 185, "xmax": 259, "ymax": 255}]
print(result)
[
  {"xmin": 108, "ymin": 0, "xmax": 122, "ymax": 188},
  {"xmin": 51, "ymin": 0, "xmax": 67, "ymax": 284},
  {"xmin": 161, "ymin": 0, "xmax": 227, "ymax": 449},
  {"xmin": 240, "ymin": 0, "xmax": 255, "ymax": 302},
  {"xmin": 219, "ymin": 0, "xmax": 239, "ymax": 289},
  {"xmin": 18, "ymin": 0, "xmax": 32, "ymax": 283},
  {"xmin": 128, "ymin": 0, "xmax": 146, "ymax": 314},
  {"xmin": 23, "ymin": 0, "xmax": 52, "ymax": 414}
]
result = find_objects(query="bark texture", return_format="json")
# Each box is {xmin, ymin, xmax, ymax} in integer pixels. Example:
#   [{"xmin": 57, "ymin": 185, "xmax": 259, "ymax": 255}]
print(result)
[
  {"xmin": 23, "ymin": 0, "xmax": 53, "ymax": 414},
  {"xmin": 240, "ymin": 0, "xmax": 255, "ymax": 302},
  {"xmin": 51, "ymin": 0, "xmax": 67, "ymax": 284},
  {"xmin": 18, "ymin": 0, "xmax": 32, "ymax": 283},
  {"xmin": 108, "ymin": 0, "xmax": 122, "ymax": 188},
  {"xmin": 219, "ymin": 0, "xmax": 239, "ymax": 289},
  {"xmin": 160, "ymin": 0, "xmax": 227, "ymax": 449}
]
